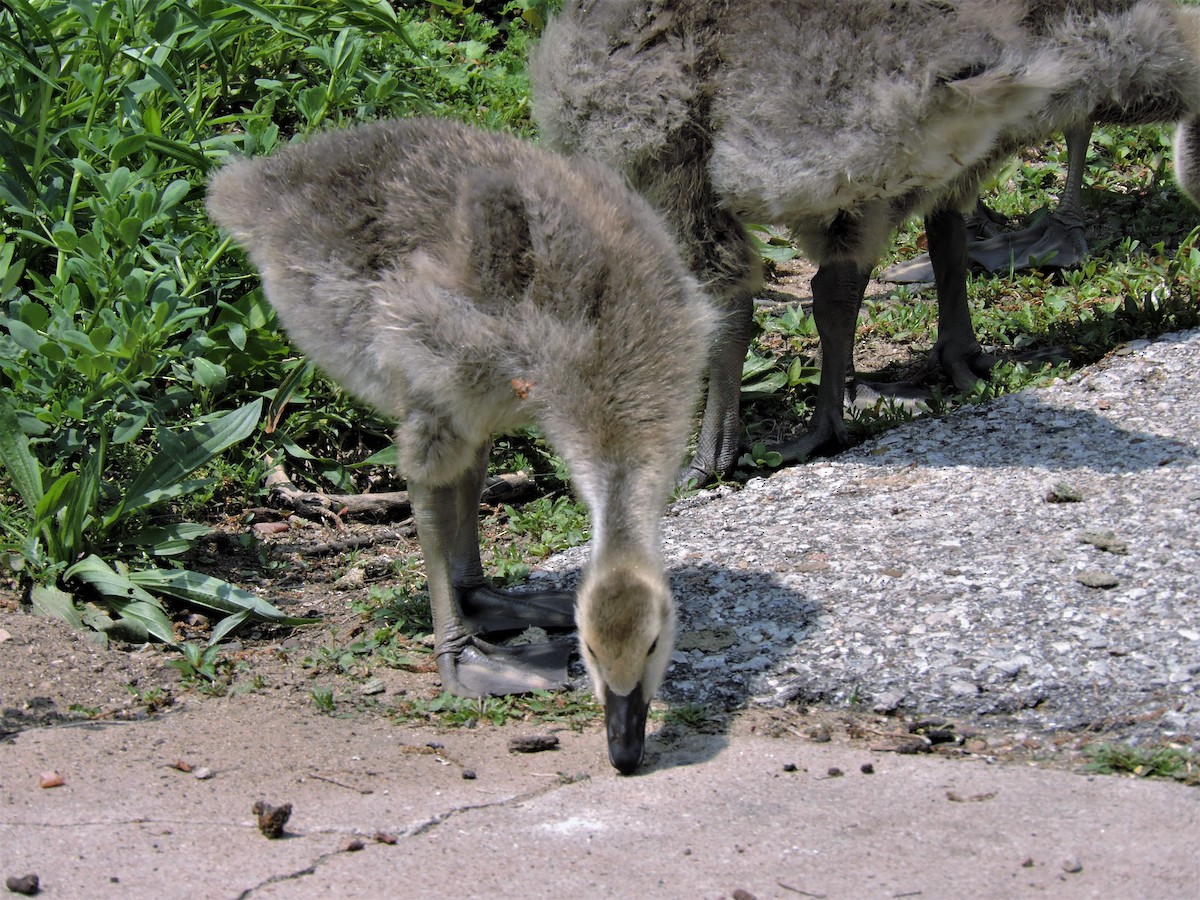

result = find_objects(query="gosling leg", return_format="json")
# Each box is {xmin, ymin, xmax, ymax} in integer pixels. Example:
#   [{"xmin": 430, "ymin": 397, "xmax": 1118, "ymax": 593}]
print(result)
[
  {"xmin": 410, "ymin": 446, "xmax": 573, "ymax": 697},
  {"xmin": 675, "ymin": 285, "xmax": 755, "ymax": 488}
]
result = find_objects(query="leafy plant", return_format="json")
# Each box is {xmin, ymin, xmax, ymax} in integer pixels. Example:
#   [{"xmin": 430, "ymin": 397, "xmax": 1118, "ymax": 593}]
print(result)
[
  {"xmin": 1083, "ymin": 743, "xmax": 1199, "ymax": 786},
  {"xmin": 738, "ymin": 441, "xmax": 783, "ymax": 471},
  {"xmin": 0, "ymin": 0, "xmax": 545, "ymax": 641},
  {"xmin": 311, "ymin": 686, "xmax": 336, "ymax": 714}
]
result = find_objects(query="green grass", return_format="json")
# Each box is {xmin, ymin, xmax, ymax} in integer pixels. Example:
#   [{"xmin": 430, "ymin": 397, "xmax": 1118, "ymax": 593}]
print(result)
[
  {"xmin": 1083, "ymin": 743, "xmax": 1199, "ymax": 786},
  {"xmin": 0, "ymin": 0, "xmax": 548, "ymax": 641},
  {"xmin": 389, "ymin": 688, "xmax": 601, "ymax": 728}
]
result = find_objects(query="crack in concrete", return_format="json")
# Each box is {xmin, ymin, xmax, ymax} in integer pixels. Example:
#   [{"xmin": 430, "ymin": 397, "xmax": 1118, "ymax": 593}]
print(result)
[{"xmin": 235, "ymin": 774, "xmax": 588, "ymax": 896}]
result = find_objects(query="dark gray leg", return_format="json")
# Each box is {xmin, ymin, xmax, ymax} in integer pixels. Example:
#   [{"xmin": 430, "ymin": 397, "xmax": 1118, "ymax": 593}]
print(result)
[
  {"xmin": 410, "ymin": 445, "xmax": 572, "ymax": 697},
  {"xmin": 775, "ymin": 259, "xmax": 871, "ymax": 461},
  {"xmin": 1000, "ymin": 121, "xmax": 1091, "ymax": 270},
  {"xmin": 925, "ymin": 206, "xmax": 995, "ymax": 391},
  {"xmin": 882, "ymin": 123, "xmax": 1093, "ymax": 282},
  {"xmin": 676, "ymin": 286, "xmax": 754, "ymax": 487}
]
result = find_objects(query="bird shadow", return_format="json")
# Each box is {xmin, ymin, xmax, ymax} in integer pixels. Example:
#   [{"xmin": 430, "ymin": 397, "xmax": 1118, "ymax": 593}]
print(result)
[
  {"xmin": 840, "ymin": 387, "xmax": 1197, "ymax": 473},
  {"xmin": 530, "ymin": 560, "xmax": 821, "ymax": 775}
]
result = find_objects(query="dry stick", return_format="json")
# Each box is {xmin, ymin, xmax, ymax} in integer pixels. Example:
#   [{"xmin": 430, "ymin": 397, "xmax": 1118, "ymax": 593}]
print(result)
[{"xmin": 260, "ymin": 456, "xmax": 540, "ymax": 527}]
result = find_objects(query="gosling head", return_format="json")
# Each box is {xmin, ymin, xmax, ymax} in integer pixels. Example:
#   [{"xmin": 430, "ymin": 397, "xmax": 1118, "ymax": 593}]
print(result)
[{"xmin": 576, "ymin": 563, "xmax": 676, "ymax": 775}]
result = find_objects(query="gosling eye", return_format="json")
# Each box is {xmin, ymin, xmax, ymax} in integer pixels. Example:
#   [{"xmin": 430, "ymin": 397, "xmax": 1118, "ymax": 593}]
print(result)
[
  {"xmin": 647, "ymin": 638, "xmax": 659, "ymax": 657},
  {"xmin": 585, "ymin": 643, "xmax": 597, "ymax": 659}
]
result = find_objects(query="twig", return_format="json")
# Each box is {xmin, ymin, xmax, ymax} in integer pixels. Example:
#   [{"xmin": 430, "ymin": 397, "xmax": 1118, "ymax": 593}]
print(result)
[
  {"xmin": 309, "ymin": 773, "xmax": 374, "ymax": 795},
  {"xmin": 777, "ymin": 883, "xmax": 826, "ymax": 898}
]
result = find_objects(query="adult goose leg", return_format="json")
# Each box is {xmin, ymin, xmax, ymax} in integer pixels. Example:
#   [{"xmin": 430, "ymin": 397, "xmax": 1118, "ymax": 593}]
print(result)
[
  {"xmin": 775, "ymin": 258, "xmax": 871, "ymax": 462},
  {"xmin": 925, "ymin": 206, "xmax": 996, "ymax": 392}
]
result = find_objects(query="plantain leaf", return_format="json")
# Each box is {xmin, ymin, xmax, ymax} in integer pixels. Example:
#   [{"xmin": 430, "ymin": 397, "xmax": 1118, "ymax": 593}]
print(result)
[
  {"xmin": 0, "ymin": 392, "xmax": 43, "ymax": 511},
  {"xmin": 64, "ymin": 555, "xmax": 176, "ymax": 644},
  {"xmin": 120, "ymin": 398, "xmax": 261, "ymax": 515},
  {"xmin": 128, "ymin": 567, "xmax": 318, "ymax": 626}
]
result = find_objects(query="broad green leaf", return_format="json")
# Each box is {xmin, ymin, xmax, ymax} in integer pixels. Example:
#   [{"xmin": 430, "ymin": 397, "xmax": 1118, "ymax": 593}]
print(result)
[
  {"xmin": 64, "ymin": 555, "xmax": 176, "ymax": 644},
  {"xmin": 122, "ymin": 522, "xmax": 213, "ymax": 556},
  {"xmin": 120, "ymin": 398, "xmax": 262, "ymax": 514},
  {"xmin": 31, "ymin": 584, "xmax": 83, "ymax": 630},
  {"xmin": 4, "ymin": 319, "xmax": 43, "ymax": 352},
  {"xmin": 0, "ymin": 393, "xmax": 44, "ymax": 510},
  {"xmin": 210, "ymin": 608, "xmax": 253, "ymax": 645},
  {"xmin": 128, "ymin": 567, "xmax": 318, "ymax": 626}
]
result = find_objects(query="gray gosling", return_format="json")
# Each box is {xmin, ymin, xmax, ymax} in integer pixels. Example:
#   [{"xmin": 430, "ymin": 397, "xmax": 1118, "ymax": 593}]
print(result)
[
  {"xmin": 531, "ymin": 0, "xmax": 1200, "ymax": 485},
  {"xmin": 206, "ymin": 117, "xmax": 715, "ymax": 774}
]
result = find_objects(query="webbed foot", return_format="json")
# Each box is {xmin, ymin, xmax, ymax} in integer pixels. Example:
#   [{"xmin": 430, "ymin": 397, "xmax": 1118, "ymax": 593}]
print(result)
[
  {"xmin": 927, "ymin": 340, "xmax": 997, "ymax": 393},
  {"xmin": 437, "ymin": 635, "xmax": 573, "ymax": 696},
  {"xmin": 771, "ymin": 405, "xmax": 849, "ymax": 464},
  {"xmin": 460, "ymin": 584, "xmax": 575, "ymax": 634},
  {"xmin": 882, "ymin": 211, "xmax": 1088, "ymax": 282}
]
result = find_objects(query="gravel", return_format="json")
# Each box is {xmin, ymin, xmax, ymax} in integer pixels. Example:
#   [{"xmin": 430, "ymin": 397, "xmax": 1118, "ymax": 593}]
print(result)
[{"xmin": 531, "ymin": 328, "xmax": 1200, "ymax": 745}]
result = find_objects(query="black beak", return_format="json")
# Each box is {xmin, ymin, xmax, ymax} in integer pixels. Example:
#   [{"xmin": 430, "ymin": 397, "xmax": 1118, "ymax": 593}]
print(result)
[{"xmin": 604, "ymin": 683, "xmax": 649, "ymax": 775}]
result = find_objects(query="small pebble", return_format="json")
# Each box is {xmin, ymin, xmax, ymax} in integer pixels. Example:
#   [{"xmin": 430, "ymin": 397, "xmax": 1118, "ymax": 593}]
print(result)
[
  {"xmin": 860, "ymin": 763, "xmax": 875, "ymax": 774},
  {"xmin": 508, "ymin": 735, "xmax": 559, "ymax": 754},
  {"xmin": 782, "ymin": 763, "xmax": 797, "ymax": 772},
  {"xmin": 1076, "ymin": 570, "xmax": 1120, "ymax": 589},
  {"xmin": 1062, "ymin": 855, "xmax": 1083, "ymax": 874},
  {"xmin": 4, "ymin": 874, "xmax": 39, "ymax": 896},
  {"xmin": 343, "ymin": 838, "xmax": 365, "ymax": 852},
  {"xmin": 374, "ymin": 832, "xmax": 398, "ymax": 845},
  {"xmin": 827, "ymin": 766, "xmax": 843, "ymax": 777},
  {"xmin": 462, "ymin": 769, "xmax": 477, "ymax": 780},
  {"xmin": 807, "ymin": 724, "xmax": 832, "ymax": 743},
  {"xmin": 252, "ymin": 800, "xmax": 292, "ymax": 839}
]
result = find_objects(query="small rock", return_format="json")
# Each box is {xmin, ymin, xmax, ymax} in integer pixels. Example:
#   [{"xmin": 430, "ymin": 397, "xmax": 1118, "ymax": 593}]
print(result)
[
  {"xmin": 334, "ymin": 568, "xmax": 365, "ymax": 591},
  {"xmin": 1021, "ymin": 858, "xmax": 1035, "ymax": 868},
  {"xmin": 4, "ymin": 874, "xmax": 39, "ymax": 896},
  {"xmin": 343, "ymin": 838, "xmax": 365, "ymax": 852},
  {"xmin": 508, "ymin": 735, "xmax": 559, "ymax": 754},
  {"xmin": 1062, "ymin": 855, "xmax": 1083, "ymax": 874},
  {"xmin": 462, "ymin": 769, "xmax": 477, "ymax": 780},
  {"xmin": 1046, "ymin": 483, "xmax": 1084, "ymax": 503},
  {"xmin": 1078, "ymin": 529, "xmax": 1128, "ymax": 555},
  {"xmin": 1076, "ymin": 570, "xmax": 1120, "ymax": 589},
  {"xmin": 360, "ymin": 678, "xmax": 386, "ymax": 696},
  {"xmin": 827, "ymin": 766, "xmax": 843, "ymax": 777},
  {"xmin": 860, "ymin": 763, "xmax": 875, "ymax": 775},
  {"xmin": 732, "ymin": 890, "xmax": 756, "ymax": 900},
  {"xmin": 782, "ymin": 763, "xmax": 797, "ymax": 773},
  {"xmin": 192, "ymin": 766, "xmax": 215, "ymax": 780},
  {"xmin": 252, "ymin": 800, "xmax": 292, "ymax": 839},
  {"xmin": 38, "ymin": 771, "xmax": 63, "ymax": 789},
  {"xmin": 872, "ymin": 689, "xmax": 906, "ymax": 713},
  {"xmin": 374, "ymin": 832, "xmax": 398, "ymax": 845},
  {"xmin": 806, "ymin": 723, "xmax": 832, "ymax": 743}
]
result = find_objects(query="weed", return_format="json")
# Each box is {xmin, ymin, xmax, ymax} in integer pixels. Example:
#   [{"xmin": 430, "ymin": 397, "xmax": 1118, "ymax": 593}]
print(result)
[
  {"xmin": 311, "ymin": 686, "xmax": 336, "ymax": 714},
  {"xmin": 1083, "ymin": 743, "xmax": 1199, "ymax": 786},
  {"xmin": 656, "ymin": 702, "xmax": 716, "ymax": 730},
  {"xmin": 390, "ymin": 689, "xmax": 600, "ymax": 728}
]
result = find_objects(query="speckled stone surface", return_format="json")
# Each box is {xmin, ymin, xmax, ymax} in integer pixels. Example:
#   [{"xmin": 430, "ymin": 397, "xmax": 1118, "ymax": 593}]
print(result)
[{"xmin": 534, "ymin": 329, "xmax": 1200, "ymax": 744}]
